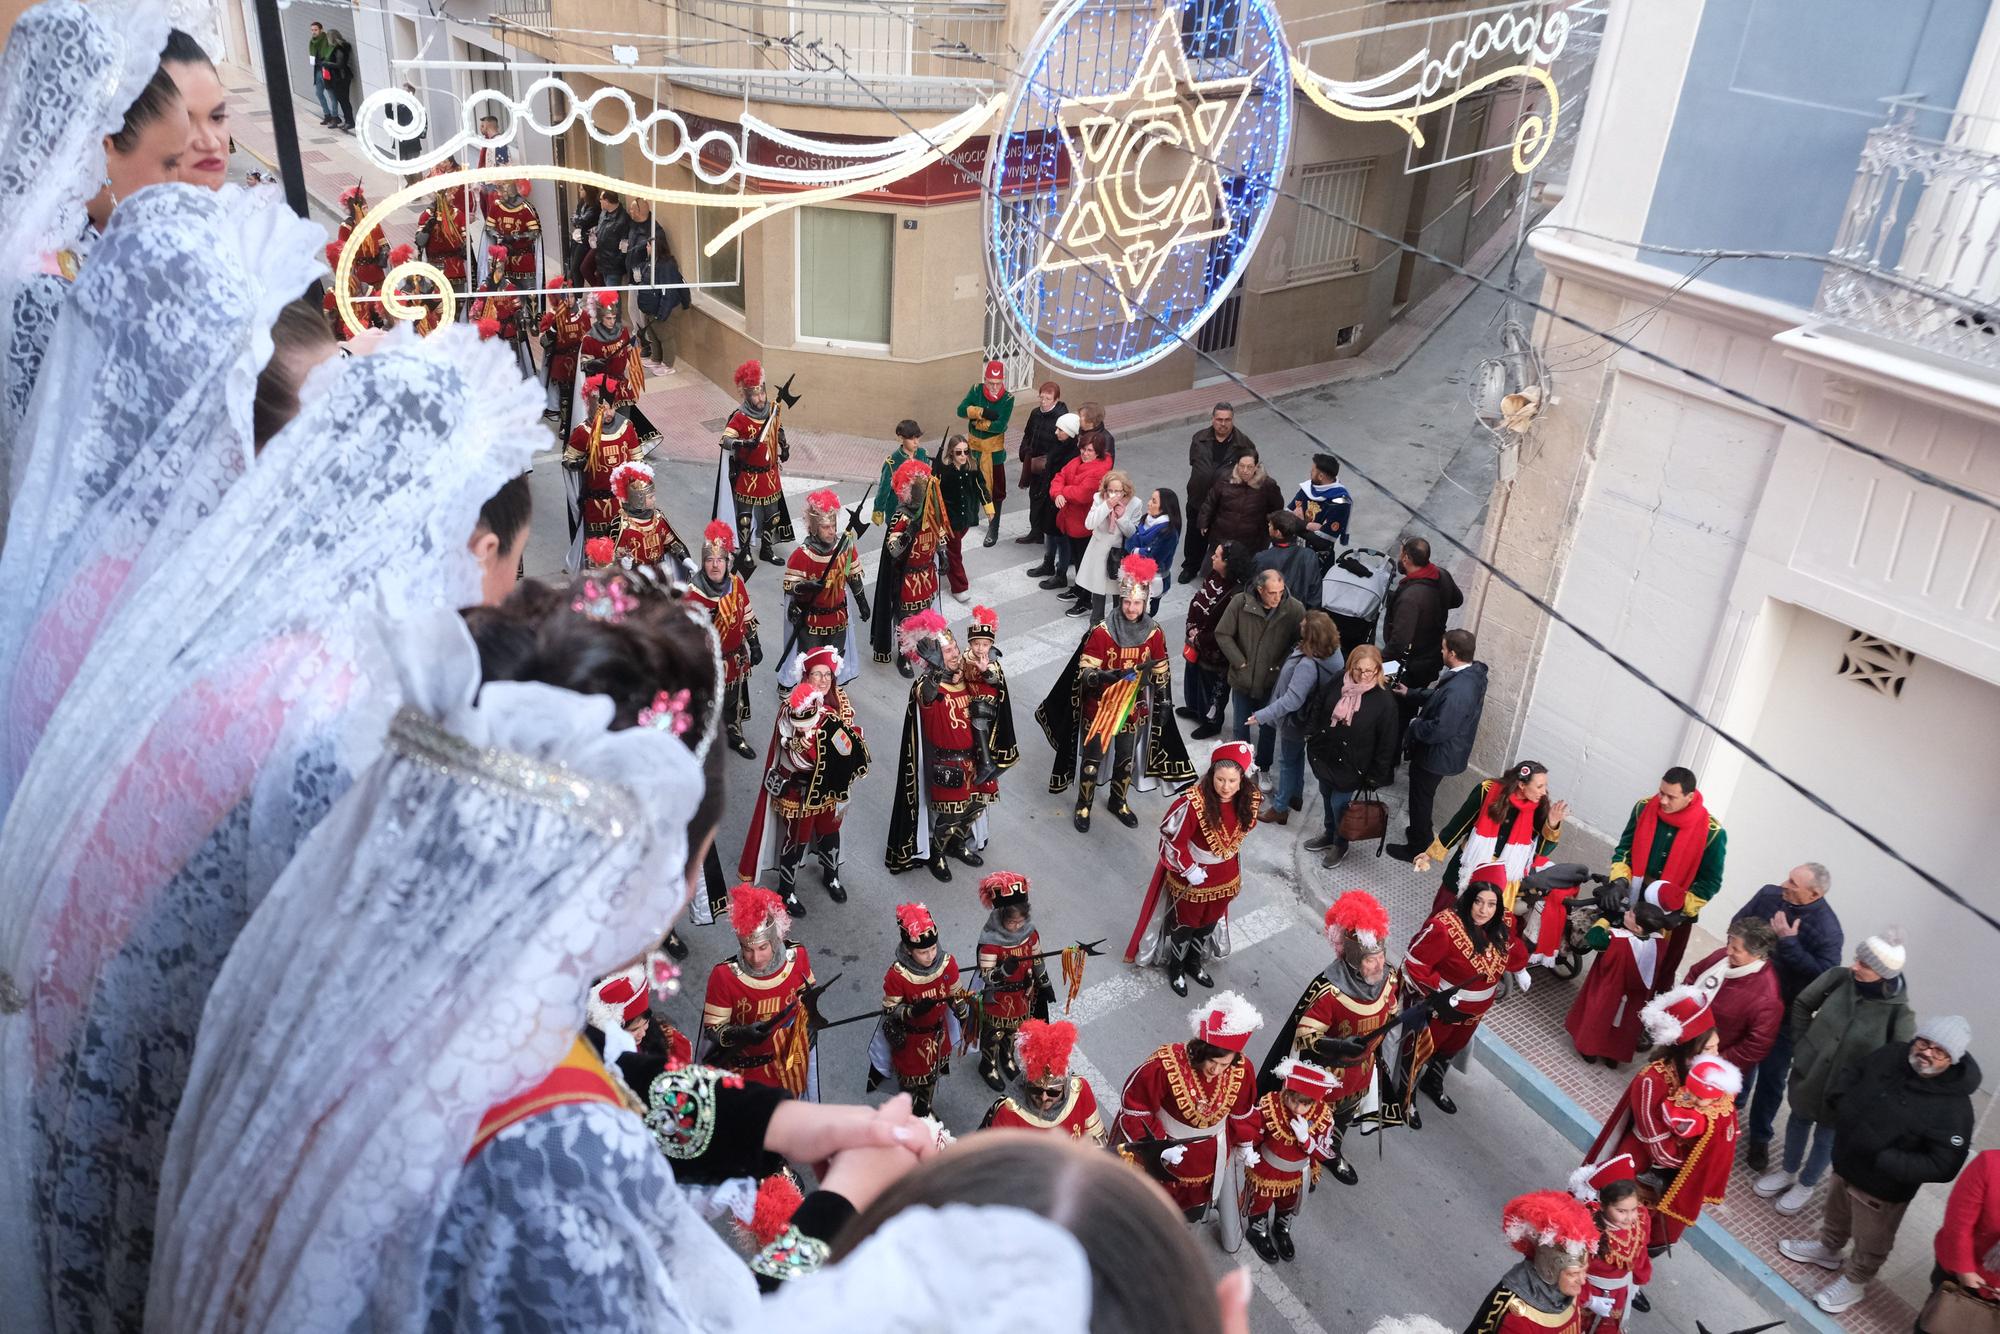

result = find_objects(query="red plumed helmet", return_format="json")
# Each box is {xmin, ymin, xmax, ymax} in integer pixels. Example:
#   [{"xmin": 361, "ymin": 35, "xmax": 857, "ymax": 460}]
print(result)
[
  {"xmin": 903, "ymin": 608, "xmax": 949, "ymax": 637},
  {"xmin": 728, "ymin": 883, "xmax": 789, "ymax": 940},
  {"xmin": 582, "ymin": 537, "xmax": 616, "ymax": 567},
  {"xmin": 806, "ymin": 488, "xmax": 841, "ymax": 515},
  {"xmin": 339, "ymin": 182, "xmax": 364, "ymax": 206},
  {"xmin": 738, "ymin": 1172, "xmax": 804, "ymax": 1250},
  {"xmin": 324, "ymin": 241, "xmax": 343, "ymax": 265},
  {"xmin": 1015, "ymin": 1018, "xmax": 1077, "ymax": 1082},
  {"xmin": 972, "ymin": 605, "xmax": 998, "ymax": 625},
  {"xmin": 516, "ymin": 177, "xmax": 531, "ymax": 194},
  {"xmin": 547, "ymin": 274, "xmax": 568, "ymax": 289},
  {"xmin": 389, "ymin": 243, "xmax": 416, "ymax": 266},
  {"xmin": 703, "ymin": 519, "xmax": 736, "ymax": 552},
  {"xmin": 487, "ymin": 243, "xmax": 507, "ymax": 260},
  {"xmin": 1325, "ymin": 889, "xmax": 1390, "ymax": 951},
  {"xmin": 894, "ymin": 902, "xmax": 937, "ymax": 943},
  {"xmin": 1500, "ymin": 1190, "xmax": 1599, "ymax": 1258},
  {"xmin": 733, "ymin": 359, "xmax": 764, "ymax": 392},
  {"xmin": 977, "ymin": 870, "xmax": 1029, "ymax": 908},
  {"xmin": 891, "ymin": 457, "xmax": 932, "ymax": 495},
  {"xmin": 476, "ymin": 316, "xmax": 501, "ymax": 339},
  {"xmin": 1117, "ymin": 553, "xmax": 1158, "ymax": 592},
  {"xmin": 594, "ymin": 288, "xmax": 618, "ymax": 307},
  {"xmin": 609, "ymin": 460, "xmax": 653, "ymax": 501},
  {"xmin": 582, "ymin": 373, "xmax": 609, "ymax": 399}
]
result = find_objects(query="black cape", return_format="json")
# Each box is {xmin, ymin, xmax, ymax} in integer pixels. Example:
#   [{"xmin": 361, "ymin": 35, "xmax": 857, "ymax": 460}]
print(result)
[{"xmin": 1033, "ymin": 631, "xmax": 1194, "ymax": 794}]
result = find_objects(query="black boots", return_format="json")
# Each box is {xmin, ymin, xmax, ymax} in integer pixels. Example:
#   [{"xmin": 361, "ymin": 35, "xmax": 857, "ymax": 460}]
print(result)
[
  {"xmin": 1272, "ymin": 1213, "xmax": 1295, "ymax": 1262},
  {"xmin": 983, "ymin": 511, "xmax": 1001, "ymax": 547},
  {"xmin": 1073, "ymin": 775, "xmax": 1096, "ymax": 832},
  {"xmin": 1246, "ymin": 1215, "xmax": 1279, "ymax": 1263},
  {"xmin": 980, "ymin": 1056, "xmax": 1005, "ymax": 1091},
  {"xmin": 817, "ymin": 844, "xmax": 848, "ymax": 904},
  {"xmin": 1108, "ymin": 766, "xmax": 1137, "ymax": 827},
  {"xmin": 726, "ymin": 726, "xmax": 756, "ymax": 760},
  {"xmin": 1420, "ymin": 1063, "xmax": 1457, "ymax": 1115}
]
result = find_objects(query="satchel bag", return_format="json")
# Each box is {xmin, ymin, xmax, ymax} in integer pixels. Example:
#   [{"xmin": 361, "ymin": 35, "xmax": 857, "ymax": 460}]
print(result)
[
  {"xmin": 1920, "ymin": 1282, "xmax": 2000, "ymax": 1334},
  {"xmin": 1104, "ymin": 540, "xmax": 1126, "ymax": 580},
  {"xmin": 1337, "ymin": 788, "xmax": 1389, "ymax": 852}
]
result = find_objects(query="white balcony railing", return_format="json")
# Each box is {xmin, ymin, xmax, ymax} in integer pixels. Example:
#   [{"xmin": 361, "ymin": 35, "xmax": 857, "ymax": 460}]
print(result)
[{"xmin": 1817, "ymin": 101, "xmax": 2000, "ymax": 372}]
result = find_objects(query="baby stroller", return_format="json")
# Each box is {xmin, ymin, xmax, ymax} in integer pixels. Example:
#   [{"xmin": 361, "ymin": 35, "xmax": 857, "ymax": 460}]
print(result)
[
  {"xmin": 1320, "ymin": 546, "xmax": 1392, "ymax": 651},
  {"xmin": 1509, "ymin": 866, "xmax": 1608, "ymax": 979}
]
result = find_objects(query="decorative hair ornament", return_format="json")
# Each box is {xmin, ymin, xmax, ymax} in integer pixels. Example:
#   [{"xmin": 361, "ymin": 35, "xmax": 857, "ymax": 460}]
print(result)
[
  {"xmin": 571, "ymin": 574, "xmax": 638, "ymax": 624},
  {"xmin": 1517, "ymin": 762, "xmax": 1536, "ymax": 779},
  {"xmin": 383, "ymin": 708, "xmax": 638, "ymax": 838},
  {"xmin": 638, "ymin": 689, "xmax": 695, "ymax": 738},
  {"xmin": 606, "ymin": 559, "xmax": 728, "ymax": 766}
]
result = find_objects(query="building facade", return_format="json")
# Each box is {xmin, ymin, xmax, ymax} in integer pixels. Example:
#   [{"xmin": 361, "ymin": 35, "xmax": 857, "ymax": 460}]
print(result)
[{"xmin": 1472, "ymin": 0, "xmax": 2000, "ymax": 1068}]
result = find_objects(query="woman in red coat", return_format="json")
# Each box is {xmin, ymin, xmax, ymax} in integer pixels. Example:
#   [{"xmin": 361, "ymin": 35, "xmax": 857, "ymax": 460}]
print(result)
[
  {"xmin": 1678, "ymin": 918, "xmax": 1782, "ymax": 1073},
  {"xmin": 1931, "ymin": 1148, "xmax": 2000, "ymax": 1310},
  {"xmin": 1049, "ymin": 434, "xmax": 1112, "ymax": 599}
]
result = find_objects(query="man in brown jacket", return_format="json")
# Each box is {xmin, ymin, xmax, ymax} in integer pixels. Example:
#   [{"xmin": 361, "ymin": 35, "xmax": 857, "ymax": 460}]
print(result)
[
  {"xmin": 1212, "ymin": 569, "xmax": 1304, "ymax": 767},
  {"xmin": 1180, "ymin": 402, "xmax": 1256, "ymax": 582}
]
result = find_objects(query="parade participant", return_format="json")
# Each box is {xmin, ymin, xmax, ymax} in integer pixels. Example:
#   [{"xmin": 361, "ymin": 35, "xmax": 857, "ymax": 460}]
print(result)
[
  {"xmin": 970, "ymin": 870, "xmax": 1052, "ymax": 1092},
  {"xmin": 1127, "ymin": 742, "xmax": 1260, "ymax": 997},
  {"xmin": 1565, "ymin": 883, "xmax": 1679, "ymax": 1067},
  {"xmin": 1291, "ymin": 452, "xmax": 1353, "ymax": 555},
  {"xmin": 322, "ymin": 240, "xmax": 385, "ymax": 340},
  {"xmin": 385, "ymin": 243, "xmax": 445, "ymax": 335},
  {"xmin": 685, "ymin": 520, "xmax": 761, "ymax": 759},
  {"xmin": 610, "ymin": 461, "xmax": 690, "ymax": 565},
  {"xmin": 1394, "ymin": 863, "xmax": 1532, "ymax": 1126},
  {"xmin": 336, "ymin": 181, "xmax": 386, "ymax": 287},
  {"xmin": 778, "ymin": 489, "xmax": 868, "ymax": 686},
  {"xmin": 578, "ymin": 289, "xmax": 658, "ymax": 443},
  {"xmin": 981, "ymin": 1018, "xmax": 1106, "ymax": 1142},
  {"xmin": 467, "ymin": 245, "xmax": 524, "ymax": 343},
  {"xmin": 562, "ymin": 373, "xmax": 643, "ymax": 559},
  {"xmin": 870, "ymin": 456, "xmax": 949, "ymax": 670},
  {"xmin": 1607, "ymin": 766, "xmax": 1728, "ymax": 995},
  {"xmin": 962, "ymin": 605, "xmax": 1019, "ymax": 785},
  {"xmin": 955, "ymin": 358, "xmax": 1013, "ymax": 546},
  {"xmin": 1464, "ymin": 1192, "xmax": 1598, "ymax": 1334},
  {"xmin": 483, "ymin": 176, "xmax": 541, "ymax": 281},
  {"xmin": 715, "ymin": 358, "xmax": 795, "ymax": 564},
  {"xmin": 1567, "ymin": 1156, "xmax": 1653, "ymax": 1332},
  {"xmin": 865, "ymin": 902, "xmax": 967, "ymax": 1118},
  {"xmin": 1241, "ymin": 1058, "xmax": 1340, "ymax": 1263},
  {"xmin": 415, "ymin": 158, "xmax": 471, "ymax": 292},
  {"xmin": 588, "ymin": 964, "xmax": 692, "ymax": 1077},
  {"xmin": 1115, "ymin": 992, "xmax": 1262, "ymax": 1222},
  {"xmin": 886, "ymin": 612, "xmax": 995, "ymax": 881},
  {"xmin": 701, "ymin": 884, "xmax": 821, "ymax": 1098},
  {"xmin": 1258, "ymin": 890, "xmax": 1399, "ymax": 1185},
  {"xmin": 1038, "ymin": 554, "xmax": 1194, "ymax": 831},
  {"xmin": 1413, "ymin": 759, "xmax": 1568, "ymax": 916},
  {"xmin": 738, "ymin": 673, "xmax": 867, "ymax": 913},
  {"xmin": 1585, "ymin": 982, "xmax": 1739, "ymax": 1250},
  {"xmin": 870, "ymin": 418, "xmax": 929, "ymax": 524},
  {"xmin": 536, "ymin": 273, "xmax": 585, "ymax": 424}
]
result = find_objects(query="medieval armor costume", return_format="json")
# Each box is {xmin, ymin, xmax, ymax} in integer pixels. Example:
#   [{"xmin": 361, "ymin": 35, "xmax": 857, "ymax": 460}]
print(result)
[
  {"xmin": 467, "ymin": 246, "xmax": 528, "ymax": 373},
  {"xmin": 686, "ymin": 521, "xmax": 762, "ymax": 760},
  {"xmin": 415, "ymin": 159, "xmax": 472, "ymax": 293},
  {"xmin": 870, "ymin": 457, "xmax": 949, "ymax": 669},
  {"xmin": 1036, "ymin": 553, "xmax": 1193, "ymax": 831},
  {"xmin": 537, "ymin": 274, "xmax": 587, "ymax": 427},
  {"xmin": 336, "ymin": 181, "xmax": 386, "ymax": 287},
  {"xmin": 1126, "ymin": 741, "xmax": 1261, "ymax": 997},
  {"xmin": 610, "ymin": 461, "xmax": 689, "ymax": 566},
  {"xmin": 700, "ymin": 885, "xmax": 821, "ymax": 1099},
  {"xmin": 322, "ymin": 240, "xmax": 387, "ymax": 341},
  {"xmin": 714, "ymin": 358, "xmax": 796, "ymax": 564},
  {"xmin": 885, "ymin": 612, "xmax": 995, "ymax": 882},
  {"xmin": 483, "ymin": 176, "xmax": 541, "ymax": 282},
  {"xmin": 577, "ymin": 289, "xmax": 659, "ymax": 444},
  {"xmin": 865, "ymin": 903, "xmax": 967, "ymax": 1118},
  {"xmin": 954, "ymin": 358, "xmax": 1013, "ymax": 546},
  {"xmin": 981, "ymin": 1017, "xmax": 1106, "ymax": 1141},
  {"xmin": 386, "ymin": 243, "xmax": 445, "ymax": 336},
  {"xmin": 738, "ymin": 673, "xmax": 868, "ymax": 915},
  {"xmin": 1258, "ymin": 890, "xmax": 1401, "ymax": 1186},
  {"xmin": 969, "ymin": 871, "xmax": 1053, "ymax": 1092},
  {"xmin": 562, "ymin": 373, "xmax": 644, "ymax": 569},
  {"xmin": 1463, "ymin": 1192, "xmax": 1597, "ymax": 1334},
  {"xmin": 1115, "ymin": 992, "xmax": 1262, "ymax": 1223},
  {"xmin": 1240, "ymin": 1058, "xmax": 1340, "ymax": 1264},
  {"xmin": 962, "ymin": 605, "xmax": 1019, "ymax": 787},
  {"xmin": 777, "ymin": 488, "xmax": 867, "ymax": 687}
]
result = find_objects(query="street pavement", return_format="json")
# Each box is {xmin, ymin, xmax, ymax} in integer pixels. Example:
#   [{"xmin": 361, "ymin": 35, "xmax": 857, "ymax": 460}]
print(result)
[{"xmin": 516, "ymin": 274, "xmax": 1773, "ymax": 1332}]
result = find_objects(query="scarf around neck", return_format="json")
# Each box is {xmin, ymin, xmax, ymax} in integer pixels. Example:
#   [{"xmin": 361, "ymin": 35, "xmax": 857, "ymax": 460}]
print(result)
[
  {"xmin": 1629, "ymin": 791, "xmax": 1708, "ymax": 894},
  {"xmin": 1331, "ymin": 676, "xmax": 1368, "ymax": 725}
]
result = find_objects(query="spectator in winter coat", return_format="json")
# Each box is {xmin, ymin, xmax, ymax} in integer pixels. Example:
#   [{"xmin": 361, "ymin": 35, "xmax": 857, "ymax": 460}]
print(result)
[
  {"xmin": 1124, "ymin": 490, "xmax": 1182, "ymax": 615},
  {"xmin": 1076, "ymin": 401, "xmax": 1115, "ymax": 465},
  {"xmin": 1071, "ymin": 469, "xmax": 1143, "ymax": 621},
  {"xmin": 1929, "ymin": 1148, "xmax": 2000, "ymax": 1313},
  {"xmin": 1683, "ymin": 919, "xmax": 1784, "ymax": 1073},
  {"xmin": 1255, "ymin": 511, "xmax": 1322, "ymax": 609},
  {"xmin": 1180, "ymin": 402, "xmax": 1256, "ymax": 581},
  {"xmin": 1180, "ymin": 541, "xmax": 1252, "ymax": 736},
  {"xmin": 1732, "ymin": 863, "xmax": 1844, "ymax": 1168},
  {"xmin": 1780, "ymin": 1017, "xmax": 1981, "ymax": 1316},
  {"xmin": 1383, "ymin": 536, "xmax": 1464, "ymax": 691},
  {"xmin": 323, "ymin": 28, "xmax": 357, "ymax": 132},
  {"xmin": 1303, "ymin": 644, "xmax": 1398, "ymax": 867},
  {"xmin": 1215, "ymin": 570, "xmax": 1304, "ymax": 771},
  {"xmin": 1387, "ymin": 628, "xmax": 1486, "ymax": 860},
  {"xmin": 1757, "ymin": 934, "xmax": 1917, "ymax": 1219},
  {"xmin": 1049, "ymin": 433, "xmax": 1111, "ymax": 597},
  {"xmin": 1197, "ymin": 452, "xmax": 1285, "ymax": 565},
  {"xmin": 936, "ymin": 434, "xmax": 993, "ymax": 603},
  {"xmin": 566, "ymin": 193, "xmax": 602, "ymax": 286},
  {"xmin": 592, "ymin": 191, "xmax": 632, "ymax": 298},
  {"xmin": 1246, "ymin": 611, "xmax": 1344, "ymax": 824},
  {"xmin": 1016, "ymin": 382, "xmax": 1068, "ymax": 550}
]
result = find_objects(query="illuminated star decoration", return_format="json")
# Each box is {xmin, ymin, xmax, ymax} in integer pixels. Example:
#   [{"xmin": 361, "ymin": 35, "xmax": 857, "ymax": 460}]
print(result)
[{"xmin": 1036, "ymin": 5, "xmax": 1264, "ymax": 322}]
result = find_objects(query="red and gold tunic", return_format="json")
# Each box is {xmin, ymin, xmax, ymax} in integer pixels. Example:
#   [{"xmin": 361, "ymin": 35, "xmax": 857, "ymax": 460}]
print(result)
[
  {"xmin": 564, "ymin": 412, "xmax": 643, "ymax": 537},
  {"xmin": 468, "ymin": 287, "xmax": 522, "ymax": 342},
  {"xmin": 885, "ymin": 483, "xmax": 948, "ymax": 613},
  {"xmin": 539, "ymin": 300, "xmax": 588, "ymax": 388},
  {"xmin": 483, "ymin": 195, "xmax": 542, "ymax": 278},
  {"xmin": 1242, "ymin": 1091, "xmax": 1336, "ymax": 1212},
  {"xmin": 418, "ymin": 185, "xmax": 470, "ymax": 282},
  {"xmin": 722, "ymin": 404, "xmax": 786, "ymax": 504},
  {"xmin": 976, "ymin": 927, "xmax": 1040, "ymax": 1027},
  {"xmin": 1158, "ymin": 785, "xmax": 1258, "ymax": 932},
  {"xmin": 685, "ymin": 574, "xmax": 756, "ymax": 686},
  {"xmin": 337, "ymin": 217, "xmax": 386, "ymax": 286},
  {"xmin": 880, "ymin": 955, "xmax": 961, "ymax": 1081},
  {"xmin": 1583, "ymin": 1208, "xmax": 1652, "ymax": 1333},
  {"xmin": 580, "ymin": 324, "xmax": 645, "ymax": 405},
  {"xmin": 702, "ymin": 945, "xmax": 816, "ymax": 1096},
  {"xmin": 1076, "ymin": 622, "xmax": 1170, "ymax": 741},
  {"xmin": 1466, "ymin": 1283, "xmax": 1583, "ymax": 1334},
  {"xmin": 613, "ymin": 510, "xmax": 685, "ymax": 565},
  {"xmin": 984, "ymin": 1077, "xmax": 1106, "ymax": 1143},
  {"xmin": 1116, "ymin": 1042, "xmax": 1257, "ymax": 1212},
  {"xmin": 917, "ymin": 677, "xmax": 991, "ymax": 810},
  {"xmin": 1585, "ymin": 1059, "xmax": 1737, "ymax": 1246},
  {"xmin": 1403, "ymin": 907, "xmax": 1528, "ymax": 1064},
  {"xmin": 1285, "ymin": 969, "xmax": 1402, "ymax": 1105},
  {"xmin": 783, "ymin": 540, "xmax": 863, "ymax": 638}
]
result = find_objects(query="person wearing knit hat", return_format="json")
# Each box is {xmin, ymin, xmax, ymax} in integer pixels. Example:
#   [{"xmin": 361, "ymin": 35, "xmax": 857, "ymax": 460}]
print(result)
[
  {"xmin": 1757, "ymin": 933, "xmax": 1916, "ymax": 1216},
  {"xmin": 955, "ymin": 358, "xmax": 1015, "ymax": 546},
  {"xmin": 1465, "ymin": 1191, "xmax": 1597, "ymax": 1334},
  {"xmin": 1781, "ymin": 1014, "xmax": 1981, "ymax": 1314}
]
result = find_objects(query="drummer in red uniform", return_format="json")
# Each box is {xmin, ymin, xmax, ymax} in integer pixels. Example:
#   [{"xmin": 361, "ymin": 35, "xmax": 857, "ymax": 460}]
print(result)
[
  {"xmin": 1465, "ymin": 1191, "xmax": 1597, "ymax": 1334},
  {"xmin": 1395, "ymin": 861, "xmax": 1531, "ymax": 1126},
  {"xmin": 1125, "ymin": 740, "xmax": 1260, "ymax": 996},
  {"xmin": 981, "ymin": 1018, "xmax": 1105, "ymax": 1142},
  {"xmin": 864, "ymin": 903, "xmax": 967, "ymax": 1118},
  {"xmin": 700, "ymin": 885, "xmax": 820, "ymax": 1098},
  {"xmin": 1115, "ymin": 991, "xmax": 1262, "ymax": 1223}
]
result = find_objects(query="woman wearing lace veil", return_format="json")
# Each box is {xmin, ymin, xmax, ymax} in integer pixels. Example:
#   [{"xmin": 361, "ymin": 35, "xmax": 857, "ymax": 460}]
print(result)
[
  {"xmin": 0, "ymin": 180, "xmax": 325, "ymax": 813},
  {"xmin": 0, "ymin": 328, "xmax": 545, "ymax": 1334},
  {"xmin": 0, "ymin": 0, "xmax": 179, "ymax": 475},
  {"xmin": 150, "ymin": 596, "xmax": 1094, "ymax": 1333}
]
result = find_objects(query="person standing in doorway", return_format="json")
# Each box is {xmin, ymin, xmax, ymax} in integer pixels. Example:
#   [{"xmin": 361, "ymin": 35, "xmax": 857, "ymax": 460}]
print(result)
[
  {"xmin": 308, "ymin": 23, "xmax": 338, "ymax": 128},
  {"xmin": 322, "ymin": 28, "xmax": 356, "ymax": 132},
  {"xmin": 1732, "ymin": 863, "xmax": 1844, "ymax": 1171}
]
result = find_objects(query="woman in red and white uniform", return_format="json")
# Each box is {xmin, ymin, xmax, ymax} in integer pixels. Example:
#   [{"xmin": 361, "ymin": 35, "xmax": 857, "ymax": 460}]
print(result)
[
  {"xmin": 1125, "ymin": 740, "xmax": 1260, "ymax": 996},
  {"xmin": 1566, "ymin": 1156, "xmax": 1653, "ymax": 1333},
  {"xmin": 1115, "ymin": 991, "xmax": 1262, "ymax": 1223},
  {"xmin": 1396, "ymin": 861, "xmax": 1531, "ymax": 1124}
]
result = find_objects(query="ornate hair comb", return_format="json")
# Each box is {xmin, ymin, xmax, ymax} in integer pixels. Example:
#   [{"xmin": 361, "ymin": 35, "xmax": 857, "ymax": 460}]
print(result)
[
  {"xmin": 639, "ymin": 688, "xmax": 695, "ymax": 738},
  {"xmin": 572, "ymin": 575, "xmax": 638, "ymax": 624}
]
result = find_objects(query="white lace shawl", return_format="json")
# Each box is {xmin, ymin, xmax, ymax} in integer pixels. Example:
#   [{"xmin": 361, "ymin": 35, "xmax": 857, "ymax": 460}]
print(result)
[
  {"xmin": 150, "ymin": 610, "xmax": 705, "ymax": 1333},
  {"xmin": 0, "ymin": 0, "xmax": 171, "ymax": 467},
  {"xmin": 0, "ymin": 181, "xmax": 326, "ymax": 813},
  {"xmin": 0, "ymin": 328, "xmax": 547, "ymax": 1334}
]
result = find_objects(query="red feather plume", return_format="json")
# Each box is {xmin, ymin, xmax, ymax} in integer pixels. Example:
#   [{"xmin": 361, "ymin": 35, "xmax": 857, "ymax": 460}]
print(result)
[
  {"xmin": 487, "ymin": 243, "xmax": 507, "ymax": 260},
  {"xmin": 703, "ymin": 519, "xmax": 735, "ymax": 550},
  {"xmin": 1325, "ymin": 890, "xmax": 1390, "ymax": 948},
  {"xmin": 582, "ymin": 537, "xmax": 616, "ymax": 567},
  {"xmin": 739, "ymin": 1173, "xmax": 804, "ymax": 1250},
  {"xmin": 389, "ymin": 243, "xmax": 416, "ymax": 266},
  {"xmin": 1501, "ymin": 1190, "xmax": 1598, "ymax": 1257},
  {"xmin": 972, "ymin": 605, "xmax": 998, "ymax": 625},
  {"xmin": 901, "ymin": 608, "xmax": 949, "ymax": 637},
  {"xmin": 728, "ymin": 884, "xmax": 787, "ymax": 938},
  {"xmin": 894, "ymin": 902, "xmax": 936, "ymax": 939},
  {"xmin": 1015, "ymin": 1018, "xmax": 1077, "ymax": 1082},
  {"xmin": 476, "ymin": 316, "xmax": 501, "ymax": 339},
  {"xmin": 733, "ymin": 359, "xmax": 763, "ymax": 391},
  {"xmin": 1118, "ymin": 553, "xmax": 1158, "ymax": 585},
  {"xmin": 977, "ymin": 870, "xmax": 1028, "ymax": 908}
]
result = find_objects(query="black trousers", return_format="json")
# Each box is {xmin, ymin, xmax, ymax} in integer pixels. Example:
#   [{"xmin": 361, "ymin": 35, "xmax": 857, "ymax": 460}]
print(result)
[
  {"xmin": 1026, "ymin": 481, "xmax": 1054, "ymax": 540},
  {"xmin": 1404, "ymin": 763, "xmax": 1445, "ymax": 848}
]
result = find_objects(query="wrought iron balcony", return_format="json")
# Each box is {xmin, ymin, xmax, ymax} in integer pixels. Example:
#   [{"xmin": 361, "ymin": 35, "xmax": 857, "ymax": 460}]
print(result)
[{"xmin": 1818, "ymin": 102, "xmax": 2000, "ymax": 372}]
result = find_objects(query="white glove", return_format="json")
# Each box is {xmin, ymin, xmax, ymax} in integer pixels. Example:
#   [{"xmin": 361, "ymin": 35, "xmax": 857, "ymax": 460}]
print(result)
[
  {"xmin": 1528, "ymin": 952, "xmax": 1557, "ymax": 969},
  {"xmin": 1585, "ymin": 1297, "xmax": 1616, "ymax": 1319},
  {"xmin": 1160, "ymin": 1145, "xmax": 1187, "ymax": 1166},
  {"xmin": 1511, "ymin": 969, "xmax": 1532, "ymax": 994},
  {"xmin": 1289, "ymin": 1115, "xmax": 1313, "ymax": 1143},
  {"xmin": 1185, "ymin": 864, "xmax": 1208, "ymax": 886},
  {"xmin": 1236, "ymin": 1144, "xmax": 1260, "ymax": 1169}
]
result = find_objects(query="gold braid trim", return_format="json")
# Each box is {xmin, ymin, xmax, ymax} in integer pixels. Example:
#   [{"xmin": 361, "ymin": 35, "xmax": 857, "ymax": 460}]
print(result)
[
  {"xmin": 1159, "ymin": 1043, "xmax": 1245, "ymax": 1128},
  {"xmin": 1437, "ymin": 912, "xmax": 1508, "ymax": 983}
]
